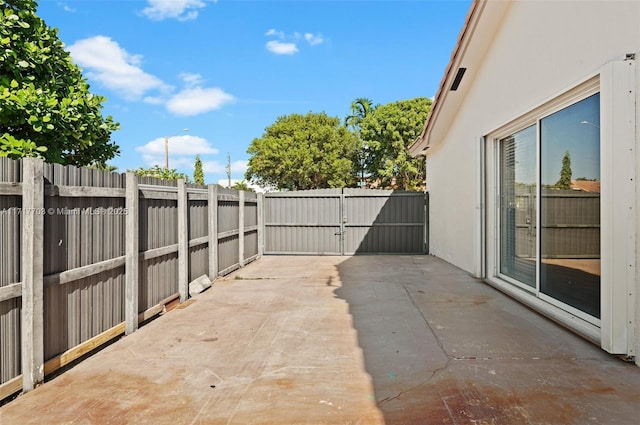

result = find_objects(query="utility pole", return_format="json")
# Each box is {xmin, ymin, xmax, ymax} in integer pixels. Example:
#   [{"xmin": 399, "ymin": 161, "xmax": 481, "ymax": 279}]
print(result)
[
  {"xmin": 164, "ymin": 128, "xmax": 189, "ymax": 169},
  {"xmin": 226, "ymin": 152, "xmax": 232, "ymax": 188}
]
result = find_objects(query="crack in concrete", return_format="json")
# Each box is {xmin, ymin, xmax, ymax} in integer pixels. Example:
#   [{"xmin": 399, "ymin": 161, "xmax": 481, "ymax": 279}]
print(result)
[
  {"xmin": 401, "ymin": 283, "xmax": 450, "ymax": 359},
  {"xmin": 376, "ymin": 284, "xmax": 454, "ymax": 407}
]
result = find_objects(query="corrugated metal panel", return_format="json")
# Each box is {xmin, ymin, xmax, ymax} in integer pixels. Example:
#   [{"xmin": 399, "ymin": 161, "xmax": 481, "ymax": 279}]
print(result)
[
  {"xmin": 45, "ymin": 267, "xmax": 125, "ymax": 359},
  {"xmin": 189, "ymin": 245, "xmax": 209, "ymax": 281},
  {"xmin": 265, "ymin": 189, "xmax": 427, "ymax": 255},
  {"xmin": 0, "ymin": 298, "xmax": 21, "ymax": 385},
  {"xmin": 139, "ymin": 196, "xmax": 178, "ymax": 312},
  {"xmin": 41, "ymin": 165, "xmax": 127, "ymax": 359},
  {"xmin": 0, "ymin": 163, "xmax": 261, "ymax": 385},
  {"xmin": 0, "ymin": 196, "xmax": 21, "ymax": 286},
  {"xmin": 265, "ymin": 189, "xmax": 341, "ymax": 255},
  {"xmin": 344, "ymin": 190, "xmax": 425, "ymax": 254},
  {"xmin": 218, "ymin": 200, "xmax": 239, "ymax": 234},
  {"xmin": 218, "ymin": 235, "xmax": 239, "ymax": 273},
  {"xmin": 0, "ymin": 157, "xmax": 22, "ymax": 385},
  {"xmin": 189, "ymin": 200, "xmax": 208, "ymax": 239},
  {"xmin": 244, "ymin": 192, "xmax": 259, "ymax": 259},
  {"xmin": 0, "ymin": 157, "xmax": 22, "ymax": 183},
  {"xmin": 215, "ymin": 188, "xmax": 242, "ymax": 275},
  {"xmin": 265, "ymin": 226, "xmax": 341, "ymax": 254},
  {"xmin": 244, "ymin": 230, "xmax": 258, "ymax": 259},
  {"xmin": 139, "ymin": 255, "xmax": 177, "ymax": 312},
  {"xmin": 188, "ymin": 199, "xmax": 209, "ymax": 281},
  {"xmin": 244, "ymin": 201, "xmax": 258, "ymax": 228}
]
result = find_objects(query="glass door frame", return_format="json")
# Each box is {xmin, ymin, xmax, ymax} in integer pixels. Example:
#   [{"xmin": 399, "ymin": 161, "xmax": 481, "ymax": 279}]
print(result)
[
  {"xmin": 483, "ymin": 62, "xmax": 636, "ymax": 356},
  {"xmin": 486, "ymin": 76, "xmax": 602, "ymax": 328}
]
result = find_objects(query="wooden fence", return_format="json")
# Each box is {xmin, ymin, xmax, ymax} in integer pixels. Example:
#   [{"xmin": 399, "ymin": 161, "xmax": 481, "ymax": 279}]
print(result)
[{"xmin": 0, "ymin": 157, "xmax": 263, "ymax": 400}]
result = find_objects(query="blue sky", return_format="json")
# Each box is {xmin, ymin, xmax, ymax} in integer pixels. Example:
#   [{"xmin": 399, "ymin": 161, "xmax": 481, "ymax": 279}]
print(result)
[{"xmin": 37, "ymin": 0, "xmax": 471, "ymax": 184}]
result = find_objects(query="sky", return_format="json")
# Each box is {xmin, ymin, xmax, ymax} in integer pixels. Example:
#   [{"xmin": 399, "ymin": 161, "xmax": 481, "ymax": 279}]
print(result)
[{"xmin": 36, "ymin": 0, "xmax": 472, "ymax": 185}]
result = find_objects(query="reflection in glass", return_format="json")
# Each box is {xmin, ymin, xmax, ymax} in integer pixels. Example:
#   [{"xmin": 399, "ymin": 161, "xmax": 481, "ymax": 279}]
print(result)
[
  {"xmin": 540, "ymin": 93, "xmax": 600, "ymax": 318},
  {"xmin": 500, "ymin": 125, "xmax": 536, "ymax": 287}
]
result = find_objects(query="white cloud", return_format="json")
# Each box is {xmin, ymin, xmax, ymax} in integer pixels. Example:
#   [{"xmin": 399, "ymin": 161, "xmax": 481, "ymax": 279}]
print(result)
[
  {"xmin": 141, "ymin": 0, "xmax": 209, "ymax": 21},
  {"xmin": 266, "ymin": 40, "xmax": 298, "ymax": 55},
  {"xmin": 231, "ymin": 160, "xmax": 248, "ymax": 173},
  {"xmin": 136, "ymin": 135, "xmax": 219, "ymax": 167},
  {"xmin": 265, "ymin": 28, "xmax": 284, "ymax": 38},
  {"xmin": 68, "ymin": 36, "xmax": 234, "ymax": 116},
  {"xmin": 166, "ymin": 87, "xmax": 235, "ymax": 116},
  {"xmin": 58, "ymin": 3, "xmax": 76, "ymax": 12},
  {"xmin": 142, "ymin": 96, "xmax": 166, "ymax": 105},
  {"xmin": 304, "ymin": 33, "xmax": 324, "ymax": 46},
  {"xmin": 67, "ymin": 36, "xmax": 169, "ymax": 100},
  {"xmin": 265, "ymin": 29, "xmax": 324, "ymax": 55},
  {"xmin": 203, "ymin": 160, "xmax": 247, "ymax": 174},
  {"xmin": 179, "ymin": 72, "xmax": 204, "ymax": 88}
]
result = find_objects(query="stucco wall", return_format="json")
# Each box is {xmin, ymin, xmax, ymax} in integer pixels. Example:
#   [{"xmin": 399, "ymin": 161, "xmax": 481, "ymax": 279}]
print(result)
[{"xmin": 427, "ymin": 0, "xmax": 640, "ymax": 274}]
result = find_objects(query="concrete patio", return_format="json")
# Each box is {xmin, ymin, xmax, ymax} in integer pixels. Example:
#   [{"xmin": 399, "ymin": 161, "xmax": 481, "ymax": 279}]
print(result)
[{"xmin": 1, "ymin": 255, "xmax": 639, "ymax": 424}]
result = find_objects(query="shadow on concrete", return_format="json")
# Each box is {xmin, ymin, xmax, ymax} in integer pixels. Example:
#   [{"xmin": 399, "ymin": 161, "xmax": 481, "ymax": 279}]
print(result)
[
  {"xmin": 345, "ymin": 189, "xmax": 427, "ymax": 255},
  {"xmin": 333, "ymin": 255, "xmax": 640, "ymax": 424}
]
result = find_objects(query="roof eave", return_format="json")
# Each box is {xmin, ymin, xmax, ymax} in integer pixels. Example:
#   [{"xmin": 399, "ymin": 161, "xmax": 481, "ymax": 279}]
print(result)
[{"xmin": 410, "ymin": 0, "xmax": 510, "ymax": 156}]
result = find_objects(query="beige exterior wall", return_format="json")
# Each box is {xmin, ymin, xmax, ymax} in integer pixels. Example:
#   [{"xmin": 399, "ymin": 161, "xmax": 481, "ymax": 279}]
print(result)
[
  {"xmin": 426, "ymin": 0, "xmax": 640, "ymax": 360},
  {"xmin": 427, "ymin": 0, "xmax": 640, "ymax": 273}
]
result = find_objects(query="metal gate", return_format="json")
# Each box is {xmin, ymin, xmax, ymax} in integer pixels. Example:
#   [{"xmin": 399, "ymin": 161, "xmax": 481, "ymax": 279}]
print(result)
[{"xmin": 264, "ymin": 189, "xmax": 428, "ymax": 255}]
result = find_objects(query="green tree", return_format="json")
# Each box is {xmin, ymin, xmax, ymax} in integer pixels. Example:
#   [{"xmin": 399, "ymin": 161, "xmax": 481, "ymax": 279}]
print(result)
[
  {"xmin": 246, "ymin": 112, "xmax": 358, "ymax": 190},
  {"xmin": 345, "ymin": 98, "xmax": 375, "ymax": 187},
  {"xmin": 87, "ymin": 162, "xmax": 117, "ymax": 172},
  {"xmin": 193, "ymin": 154, "xmax": 204, "ymax": 185},
  {"xmin": 556, "ymin": 150, "xmax": 572, "ymax": 190},
  {"xmin": 129, "ymin": 165, "xmax": 191, "ymax": 183},
  {"xmin": 344, "ymin": 97, "xmax": 374, "ymax": 131},
  {"xmin": 359, "ymin": 97, "xmax": 431, "ymax": 191},
  {"xmin": 231, "ymin": 180, "xmax": 255, "ymax": 192},
  {"xmin": 0, "ymin": 0, "xmax": 120, "ymax": 165}
]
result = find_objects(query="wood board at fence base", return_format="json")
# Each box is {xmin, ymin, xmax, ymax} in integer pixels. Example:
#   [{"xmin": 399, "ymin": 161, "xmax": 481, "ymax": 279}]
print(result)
[
  {"xmin": 41, "ymin": 294, "xmax": 180, "ymax": 377},
  {"xmin": 0, "ymin": 293, "xmax": 182, "ymax": 402},
  {"xmin": 43, "ymin": 323, "xmax": 127, "ymax": 376},
  {"xmin": 0, "ymin": 376, "xmax": 22, "ymax": 401}
]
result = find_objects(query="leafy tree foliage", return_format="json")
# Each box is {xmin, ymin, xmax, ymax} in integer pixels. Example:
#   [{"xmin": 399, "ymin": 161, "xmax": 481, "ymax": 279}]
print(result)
[
  {"xmin": 0, "ymin": 0, "xmax": 120, "ymax": 165},
  {"xmin": 245, "ymin": 112, "xmax": 358, "ymax": 190},
  {"xmin": 344, "ymin": 97, "xmax": 374, "ymax": 131},
  {"xmin": 345, "ymin": 98, "xmax": 375, "ymax": 186},
  {"xmin": 129, "ymin": 165, "xmax": 191, "ymax": 183},
  {"xmin": 193, "ymin": 154, "xmax": 204, "ymax": 185},
  {"xmin": 555, "ymin": 150, "xmax": 572, "ymax": 190},
  {"xmin": 359, "ymin": 97, "xmax": 431, "ymax": 191},
  {"xmin": 86, "ymin": 162, "xmax": 117, "ymax": 172},
  {"xmin": 231, "ymin": 180, "xmax": 255, "ymax": 192}
]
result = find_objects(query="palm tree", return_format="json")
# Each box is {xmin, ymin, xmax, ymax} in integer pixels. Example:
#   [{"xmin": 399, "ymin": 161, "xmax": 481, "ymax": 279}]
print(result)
[
  {"xmin": 345, "ymin": 98, "xmax": 375, "ymax": 187},
  {"xmin": 344, "ymin": 97, "xmax": 374, "ymax": 131}
]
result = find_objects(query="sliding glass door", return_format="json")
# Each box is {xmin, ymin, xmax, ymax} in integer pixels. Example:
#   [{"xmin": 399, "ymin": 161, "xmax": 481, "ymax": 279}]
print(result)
[
  {"xmin": 498, "ymin": 94, "xmax": 601, "ymax": 319},
  {"xmin": 499, "ymin": 125, "xmax": 537, "ymax": 288}
]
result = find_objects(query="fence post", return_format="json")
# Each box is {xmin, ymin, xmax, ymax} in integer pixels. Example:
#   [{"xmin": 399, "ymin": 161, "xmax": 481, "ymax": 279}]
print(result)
[
  {"xmin": 21, "ymin": 158, "xmax": 44, "ymax": 392},
  {"xmin": 339, "ymin": 189, "xmax": 345, "ymax": 255},
  {"xmin": 125, "ymin": 172, "xmax": 139, "ymax": 335},
  {"xmin": 257, "ymin": 192, "xmax": 264, "ymax": 257},
  {"xmin": 238, "ymin": 190, "xmax": 245, "ymax": 267},
  {"xmin": 178, "ymin": 180, "xmax": 189, "ymax": 302},
  {"xmin": 208, "ymin": 184, "xmax": 218, "ymax": 279},
  {"xmin": 424, "ymin": 192, "xmax": 429, "ymax": 254}
]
